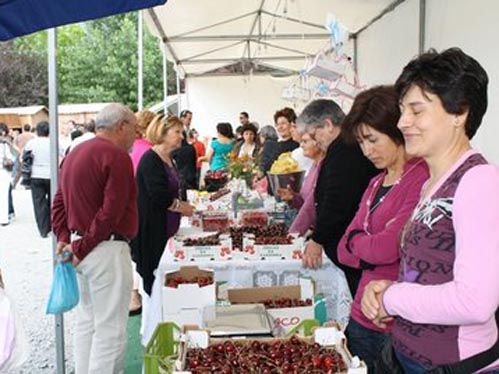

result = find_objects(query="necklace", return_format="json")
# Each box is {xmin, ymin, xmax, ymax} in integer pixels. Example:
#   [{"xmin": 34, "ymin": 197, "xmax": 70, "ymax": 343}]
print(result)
[{"xmin": 363, "ymin": 159, "xmax": 425, "ymax": 232}]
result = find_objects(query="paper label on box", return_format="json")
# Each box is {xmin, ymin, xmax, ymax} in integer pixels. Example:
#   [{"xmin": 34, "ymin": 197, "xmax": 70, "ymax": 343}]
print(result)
[
  {"xmin": 314, "ymin": 326, "xmax": 344, "ymax": 346},
  {"xmin": 258, "ymin": 245, "xmax": 287, "ymax": 259},
  {"xmin": 268, "ymin": 306, "xmax": 315, "ymax": 334},
  {"xmin": 190, "ymin": 246, "xmax": 218, "ymax": 260},
  {"xmin": 186, "ymin": 330, "xmax": 209, "ymax": 348}
]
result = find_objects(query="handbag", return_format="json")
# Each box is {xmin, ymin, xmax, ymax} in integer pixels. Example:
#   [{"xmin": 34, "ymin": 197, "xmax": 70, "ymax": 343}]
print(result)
[
  {"xmin": 20, "ymin": 149, "xmax": 33, "ymax": 186},
  {"xmin": 375, "ymin": 309, "xmax": 499, "ymax": 374},
  {"xmin": 373, "ymin": 338, "xmax": 404, "ymax": 374},
  {"xmin": 1, "ymin": 143, "xmax": 14, "ymax": 172},
  {"xmin": 428, "ymin": 309, "xmax": 499, "ymax": 374}
]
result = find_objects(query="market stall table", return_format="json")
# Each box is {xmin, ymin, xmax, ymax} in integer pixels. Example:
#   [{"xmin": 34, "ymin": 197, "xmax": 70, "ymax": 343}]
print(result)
[{"xmin": 142, "ymin": 245, "xmax": 353, "ymax": 344}]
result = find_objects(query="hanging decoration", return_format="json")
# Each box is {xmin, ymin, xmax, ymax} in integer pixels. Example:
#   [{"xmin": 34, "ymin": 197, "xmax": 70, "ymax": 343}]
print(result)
[{"xmin": 281, "ymin": 13, "xmax": 364, "ymax": 110}]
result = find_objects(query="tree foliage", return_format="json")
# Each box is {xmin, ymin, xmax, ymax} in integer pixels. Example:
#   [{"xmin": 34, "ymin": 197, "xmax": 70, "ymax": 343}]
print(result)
[
  {"xmin": 2, "ymin": 12, "xmax": 176, "ymax": 111},
  {"xmin": 0, "ymin": 41, "xmax": 48, "ymax": 107}
]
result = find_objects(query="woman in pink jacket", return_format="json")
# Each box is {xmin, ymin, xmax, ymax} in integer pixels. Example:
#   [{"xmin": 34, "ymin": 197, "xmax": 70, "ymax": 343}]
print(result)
[
  {"xmin": 362, "ymin": 49, "xmax": 499, "ymax": 373},
  {"xmin": 338, "ymin": 85, "xmax": 428, "ymax": 372}
]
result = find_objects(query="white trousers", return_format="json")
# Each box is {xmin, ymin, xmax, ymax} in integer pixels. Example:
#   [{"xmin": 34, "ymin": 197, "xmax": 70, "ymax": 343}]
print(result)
[
  {"xmin": 74, "ymin": 241, "xmax": 133, "ymax": 374},
  {"xmin": 0, "ymin": 170, "xmax": 10, "ymax": 225}
]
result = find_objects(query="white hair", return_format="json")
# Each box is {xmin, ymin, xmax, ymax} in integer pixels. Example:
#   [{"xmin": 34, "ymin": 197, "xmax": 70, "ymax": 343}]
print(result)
[{"xmin": 95, "ymin": 103, "xmax": 134, "ymax": 131}]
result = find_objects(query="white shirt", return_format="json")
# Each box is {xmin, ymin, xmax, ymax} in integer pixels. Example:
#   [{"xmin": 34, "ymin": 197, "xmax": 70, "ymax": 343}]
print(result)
[
  {"xmin": 292, "ymin": 147, "xmax": 313, "ymax": 176},
  {"xmin": 238, "ymin": 143, "xmax": 256, "ymax": 158},
  {"xmin": 25, "ymin": 137, "xmax": 51, "ymax": 179},
  {"xmin": 69, "ymin": 132, "xmax": 96, "ymax": 152}
]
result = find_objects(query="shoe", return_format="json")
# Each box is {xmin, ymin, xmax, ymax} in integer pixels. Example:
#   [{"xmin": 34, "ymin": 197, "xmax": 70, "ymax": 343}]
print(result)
[
  {"xmin": 129, "ymin": 307, "xmax": 142, "ymax": 316},
  {"xmin": 129, "ymin": 289, "xmax": 142, "ymax": 316}
]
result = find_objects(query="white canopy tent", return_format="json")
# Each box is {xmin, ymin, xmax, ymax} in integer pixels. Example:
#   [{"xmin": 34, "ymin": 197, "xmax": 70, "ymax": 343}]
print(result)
[{"xmin": 145, "ymin": 0, "xmax": 499, "ymax": 164}]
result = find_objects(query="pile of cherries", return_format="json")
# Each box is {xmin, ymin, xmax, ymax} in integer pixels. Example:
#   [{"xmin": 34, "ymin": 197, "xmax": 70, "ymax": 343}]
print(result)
[
  {"xmin": 254, "ymin": 236, "xmax": 294, "ymax": 245},
  {"xmin": 165, "ymin": 276, "xmax": 213, "ymax": 288},
  {"xmin": 185, "ymin": 335, "xmax": 347, "ymax": 373},
  {"xmin": 183, "ymin": 234, "xmax": 221, "ymax": 247},
  {"xmin": 209, "ymin": 188, "xmax": 231, "ymax": 202},
  {"xmin": 227, "ymin": 223, "xmax": 289, "ymax": 250},
  {"xmin": 202, "ymin": 215, "xmax": 230, "ymax": 232},
  {"xmin": 241, "ymin": 211, "xmax": 268, "ymax": 226},
  {"xmin": 205, "ymin": 170, "xmax": 227, "ymax": 180},
  {"xmin": 182, "ymin": 223, "xmax": 291, "ymax": 250},
  {"xmin": 261, "ymin": 298, "xmax": 313, "ymax": 309}
]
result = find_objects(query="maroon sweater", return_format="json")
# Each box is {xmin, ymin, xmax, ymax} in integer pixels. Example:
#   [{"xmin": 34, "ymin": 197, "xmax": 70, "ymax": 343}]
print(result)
[{"xmin": 52, "ymin": 137, "xmax": 138, "ymax": 260}]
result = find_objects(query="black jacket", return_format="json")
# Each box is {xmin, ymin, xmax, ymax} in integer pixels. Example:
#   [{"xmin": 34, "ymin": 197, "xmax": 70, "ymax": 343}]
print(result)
[
  {"xmin": 313, "ymin": 136, "xmax": 378, "ymax": 295},
  {"xmin": 171, "ymin": 137, "xmax": 197, "ymax": 195},
  {"xmin": 259, "ymin": 139, "xmax": 279, "ymax": 173},
  {"xmin": 131, "ymin": 149, "xmax": 176, "ymax": 295}
]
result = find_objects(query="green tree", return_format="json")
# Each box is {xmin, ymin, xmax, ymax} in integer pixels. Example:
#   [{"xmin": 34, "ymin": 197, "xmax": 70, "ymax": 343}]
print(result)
[
  {"xmin": 0, "ymin": 41, "xmax": 48, "ymax": 107},
  {"xmin": 9, "ymin": 12, "xmax": 177, "ymax": 111}
]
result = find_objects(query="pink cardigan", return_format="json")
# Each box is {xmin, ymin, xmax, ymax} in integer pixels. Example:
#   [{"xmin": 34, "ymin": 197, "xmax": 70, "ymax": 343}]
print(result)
[
  {"xmin": 383, "ymin": 151, "xmax": 499, "ymax": 370},
  {"xmin": 130, "ymin": 138, "xmax": 152, "ymax": 174},
  {"xmin": 338, "ymin": 158, "xmax": 429, "ymax": 332},
  {"xmin": 289, "ymin": 160, "xmax": 322, "ymax": 236}
]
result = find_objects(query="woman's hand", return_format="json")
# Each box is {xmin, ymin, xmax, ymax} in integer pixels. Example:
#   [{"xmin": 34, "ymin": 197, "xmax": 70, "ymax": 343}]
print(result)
[
  {"xmin": 179, "ymin": 201, "xmax": 194, "ymax": 217},
  {"xmin": 302, "ymin": 240, "xmax": 323, "ymax": 269},
  {"xmin": 361, "ymin": 280, "xmax": 393, "ymax": 323},
  {"xmin": 277, "ymin": 185, "xmax": 295, "ymax": 202}
]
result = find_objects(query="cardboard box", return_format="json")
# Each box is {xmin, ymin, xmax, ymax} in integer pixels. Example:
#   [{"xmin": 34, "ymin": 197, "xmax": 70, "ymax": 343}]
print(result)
[
  {"xmin": 174, "ymin": 326, "xmax": 367, "ymax": 373},
  {"xmin": 173, "ymin": 234, "xmax": 232, "ymax": 261},
  {"xmin": 242, "ymin": 233, "xmax": 304, "ymax": 260},
  {"xmin": 162, "ymin": 266, "xmax": 216, "ymax": 324},
  {"xmin": 227, "ymin": 278, "xmax": 316, "ymax": 335}
]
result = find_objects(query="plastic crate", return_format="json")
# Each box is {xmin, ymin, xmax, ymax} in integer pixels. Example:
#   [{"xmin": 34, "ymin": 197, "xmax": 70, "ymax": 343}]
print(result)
[{"xmin": 144, "ymin": 322, "xmax": 181, "ymax": 374}]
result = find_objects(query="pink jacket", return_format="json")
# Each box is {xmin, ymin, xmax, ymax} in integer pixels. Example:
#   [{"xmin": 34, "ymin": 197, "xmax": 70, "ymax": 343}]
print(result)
[
  {"xmin": 383, "ymin": 151, "xmax": 499, "ymax": 370},
  {"xmin": 338, "ymin": 158, "xmax": 429, "ymax": 332},
  {"xmin": 130, "ymin": 138, "xmax": 152, "ymax": 175}
]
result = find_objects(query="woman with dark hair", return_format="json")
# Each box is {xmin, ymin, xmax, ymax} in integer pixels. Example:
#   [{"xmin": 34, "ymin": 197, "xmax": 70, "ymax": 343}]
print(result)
[
  {"xmin": 362, "ymin": 48, "xmax": 499, "ymax": 374},
  {"xmin": 337, "ymin": 86, "xmax": 428, "ymax": 372},
  {"xmin": 25, "ymin": 121, "xmax": 52, "ymax": 237},
  {"xmin": 274, "ymin": 107, "xmax": 299, "ymax": 156},
  {"xmin": 232, "ymin": 122, "xmax": 260, "ymax": 158},
  {"xmin": 199, "ymin": 122, "xmax": 235, "ymax": 171}
]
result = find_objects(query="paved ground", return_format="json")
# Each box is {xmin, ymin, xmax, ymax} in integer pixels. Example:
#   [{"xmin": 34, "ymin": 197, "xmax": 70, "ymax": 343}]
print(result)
[{"xmin": 0, "ymin": 187, "xmax": 75, "ymax": 373}]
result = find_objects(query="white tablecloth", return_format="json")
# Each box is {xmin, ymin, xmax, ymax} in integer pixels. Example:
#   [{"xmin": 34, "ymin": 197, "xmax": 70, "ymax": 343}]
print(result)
[{"xmin": 142, "ymin": 250, "xmax": 353, "ymax": 345}]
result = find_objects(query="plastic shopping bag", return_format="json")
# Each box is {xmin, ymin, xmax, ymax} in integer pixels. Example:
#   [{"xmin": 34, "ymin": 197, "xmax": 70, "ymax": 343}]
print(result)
[
  {"xmin": 0, "ymin": 288, "xmax": 29, "ymax": 372},
  {"xmin": 46, "ymin": 261, "xmax": 79, "ymax": 315},
  {"xmin": 0, "ymin": 288, "xmax": 15, "ymax": 368}
]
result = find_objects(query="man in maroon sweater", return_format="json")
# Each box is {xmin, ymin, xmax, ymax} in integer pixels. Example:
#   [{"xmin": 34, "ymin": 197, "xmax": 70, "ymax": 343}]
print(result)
[{"xmin": 52, "ymin": 103, "xmax": 138, "ymax": 374}]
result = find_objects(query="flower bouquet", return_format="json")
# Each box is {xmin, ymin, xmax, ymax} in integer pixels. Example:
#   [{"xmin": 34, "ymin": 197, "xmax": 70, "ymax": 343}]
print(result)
[{"xmin": 227, "ymin": 153, "xmax": 258, "ymax": 188}]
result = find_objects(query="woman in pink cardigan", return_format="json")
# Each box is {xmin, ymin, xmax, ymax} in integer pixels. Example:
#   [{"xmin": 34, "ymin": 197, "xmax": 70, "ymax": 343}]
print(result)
[
  {"xmin": 337, "ymin": 86, "xmax": 429, "ymax": 372},
  {"xmin": 362, "ymin": 49, "xmax": 499, "ymax": 373},
  {"xmin": 278, "ymin": 131, "xmax": 324, "ymax": 236}
]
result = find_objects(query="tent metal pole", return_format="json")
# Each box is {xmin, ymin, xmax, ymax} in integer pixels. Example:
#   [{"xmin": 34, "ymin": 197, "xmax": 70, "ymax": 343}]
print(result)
[
  {"xmin": 48, "ymin": 27, "xmax": 66, "ymax": 374},
  {"xmin": 419, "ymin": 0, "xmax": 426, "ymax": 53},
  {"xmin": 352, "ymin": 34, "xmax": 358, "ymax": 75},
  {"xmin": 138, "ymin": 10, "xmax": 144, "ymax": 111},
  {"xmin": 163, "ymin": 44, "xmax": 168, "ymax": 114},
  {"xmin": 175, "ymin": 63, "xmax": 181, "ymax": 115}
]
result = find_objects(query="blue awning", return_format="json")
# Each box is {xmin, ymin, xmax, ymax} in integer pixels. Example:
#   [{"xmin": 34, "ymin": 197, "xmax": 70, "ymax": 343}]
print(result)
[{"xmin": 0, "ymin": 0, "xmax": 167, "ymax": 41}]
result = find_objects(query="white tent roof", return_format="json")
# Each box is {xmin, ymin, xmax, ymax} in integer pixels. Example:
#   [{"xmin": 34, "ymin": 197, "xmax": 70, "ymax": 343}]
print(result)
[{"xmin": 145, "ymin": 0, "xmax": 400, "ymax": 77}]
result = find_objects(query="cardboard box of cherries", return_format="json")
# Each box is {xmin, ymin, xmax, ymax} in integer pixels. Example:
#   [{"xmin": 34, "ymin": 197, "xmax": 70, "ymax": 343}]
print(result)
[{"xmin": 173, "ymin": 326, "xmax": 367, "ymax": 373}]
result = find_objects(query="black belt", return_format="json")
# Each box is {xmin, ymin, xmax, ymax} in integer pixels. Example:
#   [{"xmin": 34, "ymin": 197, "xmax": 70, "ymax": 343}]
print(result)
[{"xmin": 71, "ymin": 231, "xmax": 129, "ymax": 243}]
